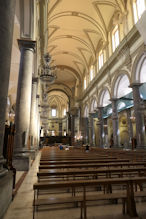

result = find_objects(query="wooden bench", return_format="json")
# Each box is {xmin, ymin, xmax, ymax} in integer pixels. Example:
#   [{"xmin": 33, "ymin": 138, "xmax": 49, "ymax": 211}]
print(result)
[
  {"xmin": 33, "ymin": 176, "xmax": 146, "ymax": 219},
  {"xmin": 33, "ymin": 191, "xmax": 128, "ymax": 219},
  {"xmin": 39, "ymin": 158, "xmax": 130, "ymax": 165},
  {"xmin": 39, "ymin": 161, "xmax": 146, "ymax": 170}
]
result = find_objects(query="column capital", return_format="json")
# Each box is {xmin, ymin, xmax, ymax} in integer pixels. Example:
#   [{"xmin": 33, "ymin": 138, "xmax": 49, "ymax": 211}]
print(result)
[
  {"xmin": 70, "ymin": 107, "xmax": 78, "ymax": 116},
  {"xmin": 129, "ymin": 82, "xmax": 143, "ymax": 88},
  {"xmin": 97, "ymin": 106, "xmax": 104, "ymax": 112},
  {"xmin": 110, "ymin": 97, "xmax": 119, "ymax": 102},
  {"xmin": 17, "ymin": 39, "xmax": 36, "ymax": 51},
  {"xmin": 97, "ymin": 105, "xmax": 104, "ymax": 109},
  {"xmin": 32, "ymin": 77, "xmax": 38, "ymax": 84},
  {"xmin": 89, "ymin": 112, "xmax": 96, "ymax": 116}
]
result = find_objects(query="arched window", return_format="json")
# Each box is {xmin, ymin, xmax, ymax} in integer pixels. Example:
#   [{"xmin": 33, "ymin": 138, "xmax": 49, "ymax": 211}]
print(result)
[
  {"xmin": 84, "ymin": 76, "xmax": 87, "ymax": 89},
  {"xmin": 100, "ymin": 89, "xmax": 111, "ymax": 107},
  {"xmin": 112, "ymin": 25, "xmax": 120, "ymax": 52},
  {"xmin": 114, "ymin": 75, "xmax": 132, "ymax": 98},
  {"xmin": 90, "ymin": 65, "xmax": 94, "ymax": 81},
  {"xmin": 63, "ymin": 108, "xmax": 66, "ymax": 116},
  {"xmin": 51, "ymin": 108, "xmax": 56, "ymax": 117},
  {"xmin": 84, "ymin": 105, "xmax": 89, "ymax": 117},
  {"xmin": 98, "ymin": 50, "xmax": 104, "ymax": 70},
  {"xmin": 90, "ymin": 99, "xmax": 97, "ymax": 112},
  {"xmin": 133, "ymin": 0, "xmax": 145, "ymax": 23},
  {"xmin": 140, "ymin": 58, "xmax": 146, "ymax": 83}
]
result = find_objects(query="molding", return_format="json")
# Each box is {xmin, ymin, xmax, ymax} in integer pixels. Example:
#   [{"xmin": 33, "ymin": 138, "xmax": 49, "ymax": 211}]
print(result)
[
  {"xmin": 20, "ymin": 0, "xmax": 34, "ymax": 39},
  {"xmin": 17, "ymin": 39, "xmax": 36, "ymax": 51}
]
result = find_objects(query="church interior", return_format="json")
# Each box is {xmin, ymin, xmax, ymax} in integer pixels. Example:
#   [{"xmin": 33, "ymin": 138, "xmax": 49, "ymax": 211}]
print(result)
[{"xmin": 1, "ymin": 0, "xmax": 146, "ymax": 218}]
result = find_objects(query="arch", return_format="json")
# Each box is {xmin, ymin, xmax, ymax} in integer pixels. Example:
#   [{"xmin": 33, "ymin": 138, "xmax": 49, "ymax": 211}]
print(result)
[
  {"xmin": 133, "ymin": 53, "xmax": 146, "ymax": 83},
  {"xmin": 90, "ymin": 97, "xmax": 97, "ymax": 112},
  {"xmin": 47, "ymin": 83, "xmax": 73, "ymax": 98},
  {"xmin": 131, "ymin": 49, "xmax": 146, "ymax": 83},
  {"xmin": 111, "ymin": 72, "xmax": 132, "ymax": 98},
  {"xmin": 98, "ymin": 87, "xmax": 111, "ymax": 107},
  {"xmin": 83, "ymin": 105, "xmax": 89, "ymax": 117}
]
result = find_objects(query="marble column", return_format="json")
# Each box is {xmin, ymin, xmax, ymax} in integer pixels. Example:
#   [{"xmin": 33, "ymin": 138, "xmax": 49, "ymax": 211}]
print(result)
[
  {"xmin": 36, "ymin": 95, "xmax": 40, "ymax": 149},
  {"xmin": 88, "ymin": 113, "xmax": 95, "ymax": 146},
  {"xmin": 111, "ymin": 98, "xmax": 119, "ymax": 147},
  {"xmin": 97, "ymin": 107, "xmax": 104, "ymax": 148},
  {"xmin": 0, "ymin": 1, "xmax": 16, "ymax": 218},
  {"xmin": 126, "ymin": 108, "xmax": 133, "ymax": 148},
  {"xmin": 29, "ymin": 78, "xmax": 38, "ymax": 158},
  {"xmin": 13, "ymin": 40, "xmax": 36, "ymax": 171},
  {"xmin": 71, "ymin": 114, "xmax": 75, "ymax": 145},
  {"xmin": 130, "ymin": 83, "xmax": 145, "ymax": 148},
  {"xmin": 37, "ymin": 112, "xmax": 40, "ymax": 148},
  {"xmin": 67, "ymin": 112, "xmax": 71, "ymax": 135},
  {"xmin": 84, "ymin": 117, "xmax": 89, "ymax": 144},
  {"xmin": 59, "ymin": 122, "xmax": 62, "ymax": 136}
]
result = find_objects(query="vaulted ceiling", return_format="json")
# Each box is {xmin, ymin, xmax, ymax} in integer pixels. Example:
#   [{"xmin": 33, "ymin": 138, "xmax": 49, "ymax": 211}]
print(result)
[
  {"xmin": 47, "ymin": 0, "xmax": 127, "ymax": 89},
  {"xmin": 41, "ymin": 0, "xmax": 128, "ymax": 115}
]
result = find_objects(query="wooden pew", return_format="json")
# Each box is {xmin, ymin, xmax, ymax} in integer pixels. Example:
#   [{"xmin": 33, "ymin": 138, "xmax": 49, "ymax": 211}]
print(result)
[
  {"xmin": 39, "ymin": 158, "xmax": 130, "ymax": 165},
  {"xmin": 39, "ymin": 161, "xmax": 146, "ymax": 170},
  {"xmin": 37, "ymin": 166, "xmax": 146, "ymax": 182},
  {"xmin": 33, "ymin": 176, "xmax": 146, "ymax": 219}
]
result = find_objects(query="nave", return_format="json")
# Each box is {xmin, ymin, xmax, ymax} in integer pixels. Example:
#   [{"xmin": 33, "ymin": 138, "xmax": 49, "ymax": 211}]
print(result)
[{"xmin": 1, "ymin": 1, "xmax": 146, "ymax": 218}]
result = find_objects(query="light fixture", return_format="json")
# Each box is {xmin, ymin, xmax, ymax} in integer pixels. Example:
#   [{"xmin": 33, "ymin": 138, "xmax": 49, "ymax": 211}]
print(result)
[{"xmin": 40, "ymin": 53, "xmax": 57, "ymax": 84}]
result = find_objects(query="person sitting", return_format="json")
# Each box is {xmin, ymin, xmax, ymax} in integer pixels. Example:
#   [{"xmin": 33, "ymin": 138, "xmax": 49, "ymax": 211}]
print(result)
[
  {"xmin": 59, "ymin": 144, "xmax": 63, "ymax": 150},
  {"xmin": 65, "ymin": 146, "xmax": 69, "ymax": 150},
  {"xmin": 85, "ymin": 144, "xmax": 89, "ymax": 152}
]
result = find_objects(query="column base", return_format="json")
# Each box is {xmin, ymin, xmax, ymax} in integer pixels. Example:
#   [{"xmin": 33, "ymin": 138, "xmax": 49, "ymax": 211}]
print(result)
[
  {"xmin": 13, "ymin": 153, "xmax": 31, "ymax": 171},
  {"xmin": 30, "ymin": 148, "xmax": 37, "ymax": 160},
  {"xmin": 0, "ymin": 171, "xmax": 13, "ymax": 218}
]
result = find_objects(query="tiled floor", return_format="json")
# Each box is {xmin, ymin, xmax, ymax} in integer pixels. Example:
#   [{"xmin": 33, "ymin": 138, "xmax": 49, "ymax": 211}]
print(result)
[{"xmin": 3, "ymin": 152, "xmax": 146, "ymax": 219}]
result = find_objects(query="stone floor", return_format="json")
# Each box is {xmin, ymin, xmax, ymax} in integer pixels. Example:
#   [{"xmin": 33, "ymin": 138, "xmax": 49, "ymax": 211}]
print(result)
[{"xmin": 3, "ymin": 152, "xmax": 146, "ymax": 219}]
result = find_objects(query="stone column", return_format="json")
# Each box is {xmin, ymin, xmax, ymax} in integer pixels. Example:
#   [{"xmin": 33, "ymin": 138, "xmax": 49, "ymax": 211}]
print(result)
[
  {"xmin": 88, "ymin": 113, "xmax": 95, "ymax": 146},
  {"xmin": 130, "ymin": 83, "xmax": 145, "ymax": 148},
  {"xmin": 111, "ymin": 98, "xmax": 119, "ymax": 147},
  {"xmin": 126, "ymin": 108, "xmax": 133, "ymax": 148},
  {"xmin": 13, "ymin": 40, "xmax": 36, "ymax": 171},
  {"xmin": 81, "ymin": 117, "xmax": 89, "ymax": 144},
  {"xmin": 37, "ymin": 111, "xmax": 41, "ymax": 148},
  {"xmin": 36, "ymin": 95, "xmax": 40, "ymax": 149},
  {"xmin": 29, "ymin": 77, "xmax": 38, "ymax": 159},
  {"xmin": 67, "ymin": 112, "xmax": 71, "ymax": 135},
  {"xmin": 59, "ymin": 122, "xmax": 62, "ymax": 136},
  {"xmin": 0, "ymin": 1, "xmax": 16, "ymax": 218},
  {"xmin": 71, "ymin": 114, "xmax": 75, "ymax": 145},
  {"xmin": 97, "ymin": 107, "xmax": 104, "ymax": 148}
]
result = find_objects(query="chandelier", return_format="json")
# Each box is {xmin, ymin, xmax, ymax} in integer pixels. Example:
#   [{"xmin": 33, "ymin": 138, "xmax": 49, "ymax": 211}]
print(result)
[{"xmin": 40, "ymin": 53, "xmax": 57, "ymax": 84}]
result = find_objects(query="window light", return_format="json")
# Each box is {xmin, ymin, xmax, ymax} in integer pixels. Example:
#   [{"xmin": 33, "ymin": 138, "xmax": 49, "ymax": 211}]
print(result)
[
  {"xmin": 84, "ymin": 77, "xmax": 87, "ymax": 89},
  {"xmin": 90, "ymin": 65, "xmax": 94, "ymax": 81},
  {"xmin": 133, "ymin": 0, "xmax": 145, "ymax": 23},
  {"xmin": 52, "ymin": 109, "xmax": 56, "ymax": 117},
  {"xmin": 63, "ymin": 108, "xmax": 66, "ymax": 116},
  {"xmin": 98, "ymin": 50, "xmax": 104, "ymax": 69},
  {"xmin": 112, "ymin": 25, "xmax": 120, "ymax": 52}
]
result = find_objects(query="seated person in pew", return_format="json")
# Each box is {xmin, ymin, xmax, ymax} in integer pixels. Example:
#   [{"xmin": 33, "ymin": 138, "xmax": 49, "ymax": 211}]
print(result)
[
  {"xmin": 65, "ymin": 146, "xmax": 69, "ymax": 150},
  {"xmin": 85, "ymin": 144, "xmax": 89, "ymax": 152},
  {"xmin": 59, "ymin": 144, "xmax": 63, "ymax": 150}
]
